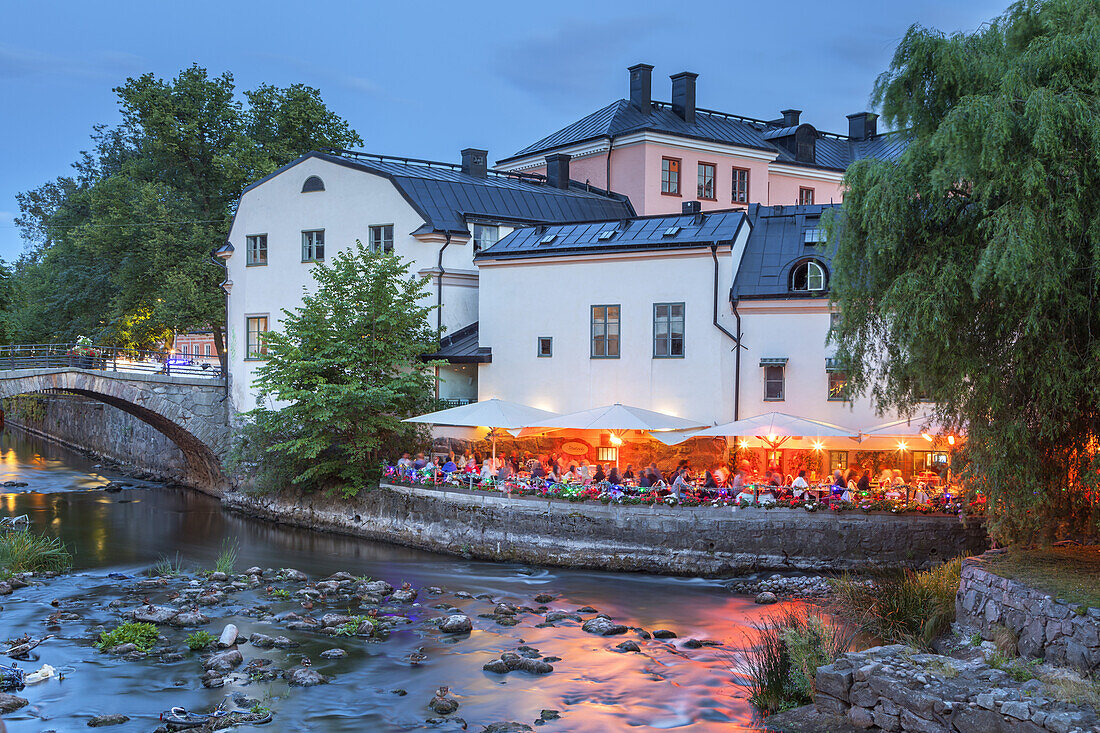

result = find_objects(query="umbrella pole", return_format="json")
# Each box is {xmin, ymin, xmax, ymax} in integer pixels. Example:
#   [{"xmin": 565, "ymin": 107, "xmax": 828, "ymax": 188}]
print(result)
[{"xmin": 491, "ymin": 429, "xmax": 497, "ymax": 467}]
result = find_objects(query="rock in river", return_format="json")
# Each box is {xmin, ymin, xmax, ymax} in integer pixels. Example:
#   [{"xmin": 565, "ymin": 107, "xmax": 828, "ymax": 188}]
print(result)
[
  {"xmin": 439, "ymin": 614, "xmax": 473, "ymax": 634},
  {"xmin": 218, "ymin": 623, "xmax": 239, "ymax": 648},
  {"xmin": 288, "ymin": 667, "xmax": 328, "ymax": 686},
  {"xmin": 581, "ymin": 616, "xmax": 628, "ymax": 636},
  {"xmin": 0, "ymin": 693, "xmax": 28, "ymax": 714},
  {"xmin": 755, "ymin": 592, "xmax": 778, "ymax": 605},
  {"xmin": 131, "ymin": 604, "xmax": 178, "ymax": 624},
  {"xmin": 249, "ymin": 633, "xmax": 276, "ymax": 648},
  {"xmin": 320, "ymin": 648, "xmax": 347, "ymax": 659},
  {"xmin": 203, "ymin": 649, "xmax": 243, "ymax": 674},
  {"xmin": 615, "ymin": 640, "xmax": 641, "ymax": 653},
  {"xmin": 171, "ymin": 611, "xmax": 210, "ymax": 627},
  {"xmin": 88, "ymin": 713, "xmax": 130, "ymax": 727},
  {"xmin": 391, "ymin": 588, "xmax": 417, "ymax": 603},
  {"xmin": 652, "ymin": 629, "xmax": 677, "ymax": 639},
  {"xmin": 429, "ymin": 687, "xmax": 460, "ymax": 714}
]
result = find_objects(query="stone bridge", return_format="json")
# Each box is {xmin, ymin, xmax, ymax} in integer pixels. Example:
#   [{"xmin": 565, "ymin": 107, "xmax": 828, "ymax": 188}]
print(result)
[{"xmin": 0, "ymin": 368, "xmax": 230, "ymax": 491}]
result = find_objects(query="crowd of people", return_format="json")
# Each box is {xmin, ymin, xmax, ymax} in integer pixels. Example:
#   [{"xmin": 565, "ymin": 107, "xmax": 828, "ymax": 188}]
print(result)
[{"xmin": 392, "ymin": 450, "xmax": 951, "ymax": 506}]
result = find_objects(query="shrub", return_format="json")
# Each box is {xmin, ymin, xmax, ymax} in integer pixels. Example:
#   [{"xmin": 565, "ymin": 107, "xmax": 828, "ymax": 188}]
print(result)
[
  {"xmin": 830, "ymin": 557, "xmax": 962, "ymax": 648},
  {"xmin": 741, "ymin": 606, "xmax": 857, "ymax": 713},
  {"xmin": 97, "ymin": 622, "xmax": 159, "ymax": 651},
  {"xmin": 186, "ymin": 631, "xmax": 217, "ymax": 650},
  {"xmin": 0, "ymin": 529, "xmax": 73, "ymax": 574}
]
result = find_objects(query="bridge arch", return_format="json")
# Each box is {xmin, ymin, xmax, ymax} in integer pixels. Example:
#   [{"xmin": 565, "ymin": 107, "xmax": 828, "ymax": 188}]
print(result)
[{"xmin": 0, "ymin": 369, "xmax": 230, "ymax": 492}]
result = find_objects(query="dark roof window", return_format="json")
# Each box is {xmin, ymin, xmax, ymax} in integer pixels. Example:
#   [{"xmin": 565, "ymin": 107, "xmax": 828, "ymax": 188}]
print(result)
[
  {"xmin": 302, "ymin": 175, "xmax": 325, "ymax": 193},
  {"xmin": 791, "ymin": 259, "xmax": 827, "ymax": 292}
]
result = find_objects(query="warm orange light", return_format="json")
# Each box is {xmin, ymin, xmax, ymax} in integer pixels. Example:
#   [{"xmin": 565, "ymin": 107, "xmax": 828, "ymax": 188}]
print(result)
[
  {"xmin": 811, "ymin": 441, "xmax": 824, "ymax": 451},
  {"xmin": 609, "ymin": 433, "xmax": 622, "ymax": 446},
  {"xmin": 921, "ymin": 432, "xmax": 933, "ymax": 443},
  {"xmin": 739, "ymin": 440, "xmax": 750, "ymax": 449},
  {"xmin": 766, "ymin": 434, "xmax": 777, "ymax": 443},
  {"xmin": 948, "ymin": 435, "xmax": 956, "ymax": 446},
  {"xmin": 897, "ymin": 441, "xmax": 908, "ymax": 452}
]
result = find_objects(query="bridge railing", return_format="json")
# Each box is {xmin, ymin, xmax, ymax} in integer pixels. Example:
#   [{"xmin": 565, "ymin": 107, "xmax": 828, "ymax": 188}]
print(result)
[{"xmin": 0, "ymin": 344, "xmax": 224, "ymax": 380}]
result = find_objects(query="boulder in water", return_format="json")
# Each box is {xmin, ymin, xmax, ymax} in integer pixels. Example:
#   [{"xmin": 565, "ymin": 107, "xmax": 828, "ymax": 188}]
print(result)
[
  {"xmin": 217, "ymin": 624, "xmax": 238, "ymax": 648},
  {"xmin": 88, "ymin": 713, "xmax": 129, "ymax": 727},
  {"xmin": 755, "ymin": 591, "xmax": 778, "ymax": 605},
  {"xmin": 439, "ymin": 615, "xmax": 473, "ymax": 634},
  {"xmin": 288, "ymin": 667, "xmax": 327, "ymax": 686},
  {"xmin": 581, "ymin": 616, "xmax": 627, "ymax": 636}
]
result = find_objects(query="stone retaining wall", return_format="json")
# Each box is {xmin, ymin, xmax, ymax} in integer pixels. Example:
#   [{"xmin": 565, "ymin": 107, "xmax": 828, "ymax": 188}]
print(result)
[
  {"xmin": 956, "ymin": 552, "xmax": 1100, "ymax": 672},
  {"xmin": 223, "ymin": 482, "xmax": 988, "ymax": 576}
]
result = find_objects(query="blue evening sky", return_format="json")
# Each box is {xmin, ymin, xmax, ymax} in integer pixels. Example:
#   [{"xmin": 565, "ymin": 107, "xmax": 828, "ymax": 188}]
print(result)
[{"xmin": 0, "ymin": 0, "xmax": 1006, "ymax": 263}]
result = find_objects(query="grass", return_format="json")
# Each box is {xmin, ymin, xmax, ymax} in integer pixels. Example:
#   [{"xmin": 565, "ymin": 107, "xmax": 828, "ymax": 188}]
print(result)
[
  {"xmin": 185, "ymin": 631, "xmax": 217, "ymax": 651},
  {"xmin": 269, "ymin": 588, "xmax": 291, "ymax": 600},
  {"xmin": 97, "ymin": 622, "xmax": 159, "ymax": 651},
  {"xmin": 1044, "ymin": 674, "xmax": 1100, "ymax": 712},
  {"xmin": 0, "ymin": 529, "xmax": 73, "ymax": 574},
  {"xmin": 986, "ymin": 651, "xmax": 1041, "ymax": 682},
  {"xmin": 830, "ymin": 557, "xmax": 962, "ymax": 649},
  {"xmin": 214, "ymin": 538, "xmax": 238, "ymax": 575},
  {"xmin": 740, "ymin": 606, "xmax": 857, "ymax": 714},
  {"xmin": 152, "ymin": 552, "xmax": 185, "ymax": 578},
  {"xmin": 984, "ymin": 545, "xmax": 1100, "ymax": 609},
  {"xmin": 335, "ymin": 615, "xmax": 369, "ymax": 637}
]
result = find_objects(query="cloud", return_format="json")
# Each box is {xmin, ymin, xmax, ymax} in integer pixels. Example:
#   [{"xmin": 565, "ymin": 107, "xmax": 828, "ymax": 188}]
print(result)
[{"xmin": 0, "ymin": 43, "xmax": 144, "ymax": 82}]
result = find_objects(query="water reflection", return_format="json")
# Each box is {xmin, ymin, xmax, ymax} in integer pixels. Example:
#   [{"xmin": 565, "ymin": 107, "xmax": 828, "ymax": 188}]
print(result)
[{"xmin": 0, "ymin": 426, "xmax": 792, "ymax": 732}]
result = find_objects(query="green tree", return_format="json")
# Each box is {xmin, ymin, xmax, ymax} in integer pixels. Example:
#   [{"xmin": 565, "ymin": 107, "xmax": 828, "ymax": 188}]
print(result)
[
  {"xmin": 829, "ymin": 0, "xmax": 1100, "ymax": 543},
  {"xmin": 10, "ymin": 65, "xmax": 362, "ymax": 352},
  {"xmin": 242, "ymin": 243, "xmax": 438, "ymax": 496}
]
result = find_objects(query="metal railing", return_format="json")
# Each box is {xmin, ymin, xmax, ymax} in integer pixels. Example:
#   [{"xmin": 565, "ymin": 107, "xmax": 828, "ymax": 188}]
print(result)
[
  {"xmin": 0, "ymin": 344, "xmax": 224, "ymax": 380},
  {"xmin": 437, "ymin": 398, "xmax": 476, "ymax": 409}
]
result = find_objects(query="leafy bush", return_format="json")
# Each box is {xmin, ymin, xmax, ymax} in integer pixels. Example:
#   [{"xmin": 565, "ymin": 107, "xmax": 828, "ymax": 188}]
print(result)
[
  {"xmin": 830, "ymin": 557, "xmax": 962, "ymax": 648},
  {"xmin": 741, "ymin": 606, "xmax": 856, "ymax": 713},
  {"xmin": 97, "ymin": 622, "xmax": 159, "ymax": 651},
  {"xmin": 186, "ymin": 631, "xmax": 217, "ymax": 651},
  {"xmin": 0, "ymin": 529, "xmax": 72, "ymax": 574}
]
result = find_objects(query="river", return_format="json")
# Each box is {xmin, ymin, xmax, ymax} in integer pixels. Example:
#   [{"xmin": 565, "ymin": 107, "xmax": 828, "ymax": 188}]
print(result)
[{"xmin": 0, "ymin": 427, "xmax": 799, "ymax": 732}]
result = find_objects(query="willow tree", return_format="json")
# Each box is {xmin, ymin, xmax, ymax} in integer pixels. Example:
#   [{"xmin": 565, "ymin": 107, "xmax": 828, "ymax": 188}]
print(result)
[{"xmin": 829, "ymin": 0, "xmax": 1100, "ymax": 543}]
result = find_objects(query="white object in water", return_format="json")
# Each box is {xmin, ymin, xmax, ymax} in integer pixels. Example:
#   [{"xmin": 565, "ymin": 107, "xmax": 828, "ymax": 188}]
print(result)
[{"xmin": 25, "ymin": 664, "xmax": 55, "ymax": 684}]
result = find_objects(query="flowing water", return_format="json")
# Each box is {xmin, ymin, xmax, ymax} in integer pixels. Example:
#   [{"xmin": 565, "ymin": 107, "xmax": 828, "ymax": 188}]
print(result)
[{"xmin": 0, "ymin": 427, "xmax": 800, "ymax": 732}]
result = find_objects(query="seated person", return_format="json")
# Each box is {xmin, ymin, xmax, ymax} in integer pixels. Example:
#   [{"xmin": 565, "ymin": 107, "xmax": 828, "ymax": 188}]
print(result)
[
  {"xmin": 792, "ymin": 470, "xmax": 810, "ymax": 497},
  {"xmin": 703, "ymin": 470, "xmax": 718, "ymax": 489},
  {"xmin": 441, "ymin": 458, "xmax": 457, "ymax": 473},
  {"xmin": 593, "ymin": 464, "xmax": 607, "ymax": 483}
]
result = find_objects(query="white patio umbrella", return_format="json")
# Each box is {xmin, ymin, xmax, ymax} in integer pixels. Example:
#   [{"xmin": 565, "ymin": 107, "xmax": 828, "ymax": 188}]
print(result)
[
  {"xmin": 690, "ymin": 411, "xmax": 860, "ymax": 448},
  {"xmin": 403, "ymin": 398, "xmax": 560, "ymax": 463},
  {"xmin": 860, "ymin": 414, "xmax": 950, "ymax": 438}
]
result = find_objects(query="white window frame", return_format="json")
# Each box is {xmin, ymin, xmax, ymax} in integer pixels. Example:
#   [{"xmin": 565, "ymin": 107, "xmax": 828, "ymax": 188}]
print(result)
[
  {"xmin": 245, "ymin": 315, "xmax": 269, "ymax": 360},
  {"xmin": 369, "ymin": 224, "xmax": 394, "ymax": 254},
  {"xmin": 764, "ymin": 364, "xmax": 785, "ymax": 401},
  {"xmin": 472, "ymin": 224, "xmax": 499, "ymax": 252}
]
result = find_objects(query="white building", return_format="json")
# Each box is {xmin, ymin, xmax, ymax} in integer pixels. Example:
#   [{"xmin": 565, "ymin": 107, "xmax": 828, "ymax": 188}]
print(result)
[{"xmin": 220, "ymin": 148, "xmax": 633, "ymax": 413}]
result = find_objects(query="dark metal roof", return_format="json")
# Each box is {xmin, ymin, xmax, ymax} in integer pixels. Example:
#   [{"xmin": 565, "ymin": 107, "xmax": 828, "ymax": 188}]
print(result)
[
  {"xmin": 476, "ymin": 210, "xmax": 747, "ymax": 261},
  {"xmin": 731, "ymin": 203, "xmax": 841, "ymax": 300},
  {"xmin": 500, "ymin": 99, "xmax": 909, "ymax": 172},
  {"xmin": 421, "ymin": 322, "xmax": 491, "ymax": 364},
  {"xmin": 242, "ymin": 151, "xmax": 635, "ymax": 236}
]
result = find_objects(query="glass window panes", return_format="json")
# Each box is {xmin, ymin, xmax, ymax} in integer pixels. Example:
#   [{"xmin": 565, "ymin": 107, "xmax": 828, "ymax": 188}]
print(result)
[
  {"xmin": 246, "ymin": 234, "xmax": 267, "ymax": 266},
  {"xmin": 697, "ymin": 162, "xmax": 716, "ymax": 199},
  {"xmin": 792, "ymin": 261, "xmax": 826, "ymax": 292},
  {"xmin": 764, "ymin": 364, "xmax": 784, "ymax": 400},
  {"xmin": 369, "ymin": 225, "xmax": 394, "ymax": 254},
  {"xmin": 732, "ymin": 167, "xmax": 749, "ymax": 203},
  {"xmin": 537, "ymin": 337, "xmax": 552, "ymax": 357},
  {"xmin": 204, "ymin": 344, "xmax": 211, "ymax": 356},
  {"xmin": 830, "ymin": 451, "xmax": 848, "ymax": 472},
  {"xmin": 246, "ymin": 316, "xmax": 269, "ymax": 358},
  {"xmin": 661, "ymin": 158, "xmax": 680, "ymax": 195},
  {"xmin": 653, "ymin": 302, "xmax": 685, "ymax": 357},
  {"xmin": 591, "ymin": 305, "xmax": 620, "ymax": 358},
  {"xmin": 597, "ymin": 447, "xmax": 618, "ymax": 462},
  {"xmin": 301, "ymin": 230, "xmax": 325, "ymax": 261},
  {"xmin": 828, "ymin": 371, "xmax": 849, "ymax": 401},
  {"xmin": 799, "ymin": 187, "xmax": 815, "ymax": 205},
  {"xmin": 472, "ymin": 224, "xmax": 498, "ymax": 252}
]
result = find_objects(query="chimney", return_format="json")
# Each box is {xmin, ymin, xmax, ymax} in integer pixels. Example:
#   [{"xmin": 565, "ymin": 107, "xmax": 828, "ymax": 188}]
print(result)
[
  {"xmin": 460, "ymin": 148, "xmax": 488, "ymax": 177},
  {"xmin": 781, "ymin": 109, "xmax": 801, "ymax": 127},
  {"xmin": 682, "ymin": 200, "xmax": 701, "ymax": 216},
  {"xmin": 546, "ymin": 153, "xmax": 571, "ymax": 189},
  {"xmin": 628, "ymin": 63, "xmax": 653, "ymax": 110},
  {"xmin": 846, "ymin": 112, "xmax": 878, "ymax": 140},
  {"xmin": 670, "ymin": 72, "xmax": 698, "ymax": 124}
]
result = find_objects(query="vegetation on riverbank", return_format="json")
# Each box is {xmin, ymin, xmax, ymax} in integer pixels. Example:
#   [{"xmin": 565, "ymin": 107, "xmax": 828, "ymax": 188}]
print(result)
[
  {"xmin": 983, "ymin": 545, "xmax": 1100, "ymax": 609},
  {"xmin": 829, "ymin": 557, "xmax": 962, "ymax": 649},
  {"xmin": 741, "ymin": 606, "xmax": 857, "ymax": 713},
  {"xmin": 96, "ymin": 622, "xmax": 159, "ymax": 652},
  {"xmin": 0, "ymin": 529, "xmax": 72, "ymax": 575}
]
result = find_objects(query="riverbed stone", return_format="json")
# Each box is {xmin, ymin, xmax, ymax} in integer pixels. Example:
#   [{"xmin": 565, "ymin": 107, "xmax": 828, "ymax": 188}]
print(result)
[
  {"xmin": 614, "ymin": 640, "xmax": 641, "ymax": 653},
  {"xmin": 481, "ymin": 723, "xmax": 534, "ymax": 732},
  {"xmin": 755, "ymin": 591, "xmax": 778, "ymax": 604},
  {"xmin": 533, "ymin": 593, "xmax": 554, "ymax": 603},
  {"xmin": 131, "ymin": 604, "xmax": 178, "ymax": 624},
  {"xmin": 391, "ymin": 588, "xmax": 417, "ymax": 603},
  {"xmin": 581, "ymin": 616, "xmax": 627, "ymax": 636},
  {"xmin": 217, "ymin": 623, "xmax": 238, "ymax": 648},
  {"xmin": 171, "ymin": 611, "xmax": 209, "ymax": 627},
  {"xmin": 203, "ymin": 649, "xmax": 243, "ymax": 674},
  {"xmin": 0, "ymin": 693, "xmax": 28, "ymax": 714},
  {"xmin": 288, "ymin": 667, "xmax": 328, "ymax": 686},
  {"xmin": 429, "ymin": 691, "xmax": 460, "ymax": 715},
  {"xmin": 361, "ymin": 580, "xmax": 393, "ymax": 596},
  {"xmin": 440, "ymin": 614, "xmax": 473, "ymax": 633},
  {"xmin": 279, "ymin": 568, "xmax": 307, "ymax": 582},
  {"xmin": 320, "ymin": 648, "xmax": 347, "ymax": 659},
  {"xmin": 249, "ymin": 633, "xmax": 275, "ymax": 648},
  {"xmin": 482, "ymin": 658, "xmax": 510, "ymax": 673},
  {"xmin": 652, "ymin": 629, "xmax": 677, "ymax": 639},
  {"xmin": 544, "ymin": 610, "xmax": 581, "ymax": 623},
  {"xmin": 88, "ymin": 713, "xmax": 130, "ymax": 727}
]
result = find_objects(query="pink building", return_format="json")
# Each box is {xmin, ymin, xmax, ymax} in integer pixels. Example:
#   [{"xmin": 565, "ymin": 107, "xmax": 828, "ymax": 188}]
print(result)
[
  {"xmin": 496, "ymin": 64, "xmax": 905, "ymax": 215},
  {"xmin": 173, "ymin": 331, "xmax": 218, "ymax": 363}
]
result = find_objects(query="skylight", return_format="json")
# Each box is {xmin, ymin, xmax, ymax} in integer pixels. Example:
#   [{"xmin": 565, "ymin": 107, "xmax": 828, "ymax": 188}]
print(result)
[
  {"xmin": 597, "ymin": 230, "xmax": 617, "ymax": 241},
  {"xmin": 539, "ymin": 234, "xmax": 557, "ymax": 244},
  {"xmin": 803, "ymin": 228, "xmax": 826, "ymax": 244},
  {"xmin": 663, "ymin": 226, "xmax": 681, "ymax": 237}
]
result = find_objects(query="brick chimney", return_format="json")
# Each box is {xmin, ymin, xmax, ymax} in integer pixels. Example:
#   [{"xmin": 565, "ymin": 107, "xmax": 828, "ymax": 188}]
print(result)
[
  {"xmin": 670, "ymin": 72, "xmax": 698, "ymax": 124},
  {"xmin": 629, "ymin": 63, "xmax": 653, "ymax": 110},
  {"xmin": 460, "ymin": 148, "xmax": 488, "ymax": 177}
]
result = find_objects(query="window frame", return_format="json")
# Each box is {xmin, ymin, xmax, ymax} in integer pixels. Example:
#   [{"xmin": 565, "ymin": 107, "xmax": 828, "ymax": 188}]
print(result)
[
  {"xmin": 799, "ymin": 187, "xmax": 815, "ymax": 205},
  {"xmin": 301, "ymin": 229, "xmax": 325, "ymax": 262},
  {"xmin": 697, "ymin": 161, "xmax": 717, "ymax": 201},
  {"xmin": 732, "ymin": 166, "xmax": 750, "ymax": 204},
  {"xmin": 661, "ymin": 157, "xmax": 682, "ymax": 197},
  {"xmin": 590, "ymin": 304, "xmax": 621, "ymax": 359},
  {"xmin": 244, "ymin": 314, "xmax": 270, "ymax": 361},
  {"xmin": 791, "ymin": 259, "xmax": 827, "ymax": 292},
  {"xmin": 827, "ymin": 370, "xmax": 850, "ymax": 402},
  {"xmin": 763, "ymin": 364, "xmax": 785, "ymax": 401},
  {"xmin": 472, "ymin": 223, "xmax": 499, "ymax": 253},
  {"xmin": 368, "ymin": 224, "xmax": 394, "ymax": 254},
  {"xmin": 652, "ymin": 302, "xmax": 685, "ymax": 359},
  {"xmin": 537, "ymin": 336, "xmax": 553, "ymax": 358},
  {"xmin": 301, "ymin": 175, "xmax": 325, "ymax": 193},
  {"xmin": 245, "ymin": 234, "xmax": 268, "ymax": 267},
  {"xmin": 829, "ymin": 450, "xmax": 848, "ymax": 472}
]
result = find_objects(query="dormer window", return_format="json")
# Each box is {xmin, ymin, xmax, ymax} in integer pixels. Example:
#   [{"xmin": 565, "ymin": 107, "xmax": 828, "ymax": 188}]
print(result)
[
  {"xmin": 302, "ymin": 176, "xmax": 325, "ymax": 193},
  {"xmin": 791, "ymin": 260, "xmax": 827, "ymax": 292}
]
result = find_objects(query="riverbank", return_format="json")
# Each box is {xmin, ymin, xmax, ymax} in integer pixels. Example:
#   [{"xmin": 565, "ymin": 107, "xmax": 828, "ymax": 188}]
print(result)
[{"xmin": 223, "ymin": 482, "xmax": 988, "ymax": 577}]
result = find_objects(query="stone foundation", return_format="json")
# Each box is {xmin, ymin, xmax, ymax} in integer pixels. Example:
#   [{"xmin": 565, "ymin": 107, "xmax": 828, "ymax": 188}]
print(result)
[
  {"xmin": 223, "ymin": 482, "xmax": 988, "ymax": 576},
  {"xmin": 956, "ymin": 552, "xmax": 1100, "ymax": 672}
]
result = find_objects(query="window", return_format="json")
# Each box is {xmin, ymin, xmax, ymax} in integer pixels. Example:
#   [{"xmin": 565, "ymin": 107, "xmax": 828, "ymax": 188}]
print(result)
[
  {"xmin": 591, "ymin": 305, "xmax": 620, "ymax": 358},
  {"xmin": 301, "ymin": 176, "xmax": 325, "ymax": 193},
  {"xmin": 472, "ymin": 224, "xmax": 498, "ymax": 252},
  {"xmin": 732, "ymin": 167, "xmax": 750, "ymax": 204},
  {"xmin": 204, "ymin": 344, "xmax": 212, "ymax": 357},
  {"xmin": 830, "ymin": 312, "xmax": 841, "ymax": 333},
  {"xmin": 829, "ymin": 451, "xmax": 848, "ymax": 472},
  {"xmin": 301, "ymin": 230, "xmax": 325, "ymax": 261},
  {"xmin": 661, "ymin": 157, "xmax": 681, "ymax": 196},
  {"xmin": 246, "ymin": 234, "xmax": 267, "ymax": 266},
  {"xmin": 180, "ymin": 344, "xmax": 189, "ymax": 355},
  {"xmin": 246, "ymin": 316, "xmax": 269, "ymax": 359},
  {"xmin": 764, "ymin": 364, "xmax": 785, "ymax": 401},
  {"xmin": 597, "ymin": 446, "xmax": 618, "ymax": 463},
  {"xmin": 791, "ymin": 260, "xmax": 827, "ymax": 292},
  {"xmin": 653, "ymin": 302, "xmax": 685, "ymax": 358},
  {"xmin": 828, "ymin": 371, "xmax": 849, "ymax": 401},
  {"xmin": 799, "ymin": 187, "xmax": 815, "ymax": 205},
  {"xmin": 369, "ymin": 224, "xmax": 394, "ymax": 254},
  {"xmin": 537, "ymin": 337, "xmax": 553, "ymax": 358},
  {"xmin": 697, "ymin": 162, "xmax": 716, "ymax": 200}
]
